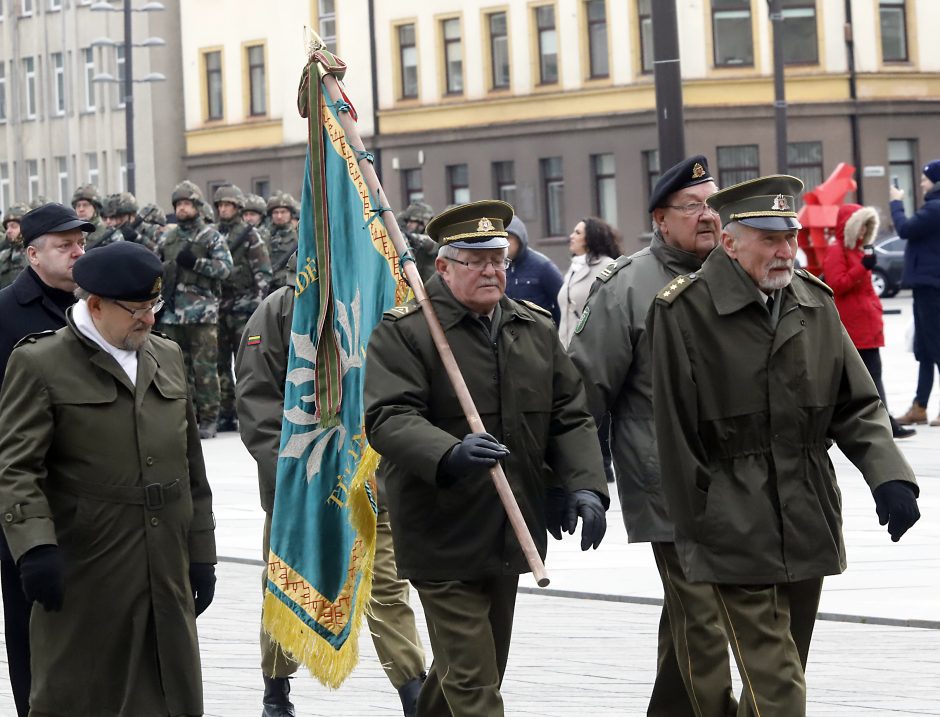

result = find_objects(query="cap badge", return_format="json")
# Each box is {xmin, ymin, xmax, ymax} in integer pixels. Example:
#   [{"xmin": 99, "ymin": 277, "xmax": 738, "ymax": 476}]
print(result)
[
  {"xmin": 691, "ymin": 163, "xmax": 706, "ymax": 179},
  {"xmin": 152, "ymin": 277, "xmax": 163, "ymax": 294},
  {"xmin": 477, "ymin": 217, "xmax": 495, "ymax": 233},
  {"xmin": 772, "ymin": 194, "xmax": 790, "ymax": 211}
]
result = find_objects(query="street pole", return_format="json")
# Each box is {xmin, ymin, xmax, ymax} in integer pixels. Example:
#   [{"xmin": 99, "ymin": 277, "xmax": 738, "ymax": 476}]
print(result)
[
  {"xmin": 367, "ymin": 0, "xmax": 382, "ymax": 180},
  {"xmin": 844, "ymin": 0, "xmax": 863, "ymax": 203},
  {"xmin": 650, "ymin": 0, "xmax": 685, "ymax": 170},
  {"xmin": 124, "ymin": 0, "xmax": 136, "ymax": 195},
  {"xmin": 769, "ymin": 0, "xmax": 788, "ymax": 174}
]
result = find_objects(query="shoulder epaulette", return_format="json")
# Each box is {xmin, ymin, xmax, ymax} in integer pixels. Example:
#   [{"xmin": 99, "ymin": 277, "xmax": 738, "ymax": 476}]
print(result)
[
  {"xmin": 151, "ymin": 330, "xmax": 170, "ymax": 339},
  {"xmin": 795, "ymin": 268, "xmax": 833, "ymax": 296},
  {"xmin": 520, "ymin": 299, "xmax": 552, "ymax": 318},
  {"xmin": 383, "ymin": 302, "xmax": 420, "ymax": 321},
  {"xmin": 14, "ymin": 329, "xmax": 56, "ymax": 348},
  {"xmin": 597, "ymin": 256, "xmax": 632, "ymax": 283},
  {"xmin": 656, "ymin": 272, "xmax": 698, "ymax": 303}
]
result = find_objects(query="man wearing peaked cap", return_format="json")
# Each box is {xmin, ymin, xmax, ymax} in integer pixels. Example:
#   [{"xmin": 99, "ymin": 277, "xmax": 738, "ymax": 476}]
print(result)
[
  {"xmin": 646, "ymin": 175, "xmax": 920, "ymax": 715},
  {"xmin": 365, "ymin": 199, "xmax": 609, "ymax": 716},
  {"xmin": 569, "ymin": 155, "xmax": 739, "ymax": 717},
  {"xmin": 0, "ymin": 239, "xmax": 217, "ymax": 716}
]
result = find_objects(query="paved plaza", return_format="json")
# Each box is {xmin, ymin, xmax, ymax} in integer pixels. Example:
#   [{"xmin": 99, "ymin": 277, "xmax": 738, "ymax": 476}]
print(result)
[{"xmin": 1, "ymin": 294, "xmax": 938, "ymax": 715}]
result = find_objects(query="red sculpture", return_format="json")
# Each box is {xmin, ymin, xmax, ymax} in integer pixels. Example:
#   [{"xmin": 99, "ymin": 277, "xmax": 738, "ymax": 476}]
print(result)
[{"xmin": 797, "ymin": 163, "xmax": 857, "ymax": 276}]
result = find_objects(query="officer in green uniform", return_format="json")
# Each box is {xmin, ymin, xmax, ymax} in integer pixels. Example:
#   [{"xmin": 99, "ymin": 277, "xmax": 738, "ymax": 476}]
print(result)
[
  {"xmin": 71, "ymin": 184, "xmax": 109, "ymax": 249},
  {"xmin": 569, "ymin": 155, "xmax": 743, "ymax": 717},
  {"xmin": 398, "ymin": 200, "xmax": 438, "ymax": 283},
  {"xmin": 157, "ymin": 180, "xmax": 233, "ymax": 439},
  {"xmin": 0, "ymin": 204, "xmax": 29, "ymax": 289},
  {"xmin": 365, "ymin": 200, "xmax": 609, "ymax": 717},
  {"xmin": 0, "ymin": 241, "xmax": 216, "ymax": 717},
  {"xmin": 647, "ymin": 175, "xmax": 921, "ymax": 717},
  {"xmin": 265, "ymin": 192, "xmax": 299, "ymax": 294},
  {"xmin": 214, "ymin": 184, "xmax": 272, "ymax": 433}
]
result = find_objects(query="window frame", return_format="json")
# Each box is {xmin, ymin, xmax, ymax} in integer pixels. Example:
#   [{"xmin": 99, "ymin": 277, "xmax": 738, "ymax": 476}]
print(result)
[
  {"xmin": 717, "ymin": 144, "xmax": 760, "ymax": 188},
  {"xmin": 592, "ymin": 153, "xmax": 618, "ymax": 227},
  {"xmin": 492, "ymin": 160, "xmax": 516, "ymax": 208},
  {"xmin": 711, "ymin": 0, "xmax": 754, "ymax": 68},
  {"xmin": 51, "ymin": 51, "xmax": 66, "ymax": 115},
  {"xmin": 441, "ymin": 17, "xmax": 464, "ymax": 96},
  {"xmin": 879, "ymin": 0, "xmax": 908, "ymax": 63},
  {"xmin": 637, "ymin": 0, "xmax": 653, "ymax": 75},
  {"xmin": 402, "ymin": 168, "xmax": 424, "ymax": 205},
  {"xmin": 585, "ymin": 0, "xmax": 609, "ymax": 79},
  {"xmin": 0, "ymin": 163, "xmax": 10, "ymax": 216},
  {"xmin": 202, "ymin": 48, "xmax": 224, "ymax": 122},
  {"xmin": 446, "ymin": 163, "xmax": 470, "ymax": 205},
  {"xmin": 86, "ymin": 152, "xmax": 99, "ymax": 186},
  {"xmin": 318, "ymin": 0, "xmax": 336, "ymax": 51},
  {"xmin": 786, "ymin": 141, "xmax": 823, "ymax": 200},
  {"xmin": 397, "ymin": 22, "xmax": 419, "ymax": 100},
  {"xmin": 20, "ymin": 0, "xmax": 34, "ymax": 18},
  {"xmin": 487, "ymin": 11, "xmax": 510, "ymax": 91},
  {"xmin": 115, "ymin": 45, "xmax": 126, "ymax": 108},
  {"xmin": 26, "ymin": 159, "xmax": 40, "ymax": 202},
  {"xmin": 541, "ymin": 156, "xmax": 565, "ymax": 237},
  {"xmin": 780, "ymin": 0, "xmax": 819, "ymax": 66},
  {"xmin": 23, "ymin": 56, "xmax": 37, "ymax": 120},
  {"xmin": 888, "ymin": 138, "xmax": 918, "ymax": 215},
  {"xmin": 245, "ymin": 42, "xmax": 267, "ymax": 117},
  {"xmin": 56, "ymin": 156, "xmax": 68, "ymax": 203},
  {"xmin": 83, "ymin": 47, "xmax": 96, "ymax": 111},
  {"xmin": 117, "ymin": 149, "xmax": 127, "ymax": 192},
  {"xmin": 0, "ymin": 62, "xmax": 7, "ymax": 123},
  {"xmin": 534, "ymin": 4, "xmax": 559, "ymax": 85},
  {"xmin": 643, "ymin": 149, "xmax": 661, "ymax": 210}
]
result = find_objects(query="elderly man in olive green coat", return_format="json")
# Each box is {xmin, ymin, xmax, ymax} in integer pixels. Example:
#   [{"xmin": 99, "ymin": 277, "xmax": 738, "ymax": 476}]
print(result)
[
  {"xmin": 0, "ymin": 241, "xmax": 217, "ymax": 717},
  {"xmin": 647, "ymin": 175, "xmax": 920, "ymax": 716},
  {"xmin": 365, "ymin": 200, "xmax": 609, "ymax": 717}
]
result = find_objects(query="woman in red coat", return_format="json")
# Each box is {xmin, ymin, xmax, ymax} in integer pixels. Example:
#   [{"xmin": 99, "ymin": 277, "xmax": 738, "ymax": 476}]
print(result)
[{"xmin": 823, "ymin": 203, "xmax": 914, "ymax": 438}]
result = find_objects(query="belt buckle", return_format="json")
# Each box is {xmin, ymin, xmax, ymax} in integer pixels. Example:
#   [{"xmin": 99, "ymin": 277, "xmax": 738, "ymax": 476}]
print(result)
[{"xmin": 144, "ymin": 483, "xmax": 164, "ymax": 511}]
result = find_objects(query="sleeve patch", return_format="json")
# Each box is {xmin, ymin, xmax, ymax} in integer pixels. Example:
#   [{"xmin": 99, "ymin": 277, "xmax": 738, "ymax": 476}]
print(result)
[
  {"xmin": 246, "ymin": 335, "xmax": 262, "ymax": 346},
  {"xmin": 574, "ymin": 306, "xmax": 591, "ymax": 334}
]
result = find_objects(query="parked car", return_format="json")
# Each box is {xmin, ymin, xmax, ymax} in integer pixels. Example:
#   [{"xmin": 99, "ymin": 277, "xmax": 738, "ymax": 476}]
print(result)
[{"xmin": 871, "ymin": 235, "xmax": 906, "ymax": 298}]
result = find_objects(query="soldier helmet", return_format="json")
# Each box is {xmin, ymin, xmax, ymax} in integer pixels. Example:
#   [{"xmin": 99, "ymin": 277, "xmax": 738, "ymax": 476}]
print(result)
[
  {"xmin": 112, "ymin": 191, "xmax": 139, "ymax": 216},
  {"xmin": 3, "ymin": 202, "xmax": 30, "ymax": 227},
  {"xmin": 200, "ymin": 202, "xmax": 216, "ymax": 224},
  {"xmin": 29, "ymin": 196, "xmax": 49, "ymax": 210},
  {"xmin": 213, "ymin": 184, "xmax": 246, "ymax": 209},
  {"xmin": 138, "ymin": 203, "xmax": 167, "ymax": 226},
  {"xmin": 71, "ymin": 184, "xmax": 103, "ymax": 210},
  {"xmin": 243, "ymin": 193, "xmax": 267, "ymax": 215},
  {"xmin": 266, "ymin": 191, "xmax": 294, "ymax": 215},
  {"xmin": 400, "ymin": 200, "xmax": 435, "ymax": 226},
  {"xmin": 171, "ymin": 179, "xmax": 205, "ymax": 208},
  {"xmin": 100, "ymin": 194, "xmax": 118, "ymax": 219},
  {"xmin": 287, "ymin": 194, "xmax": 300, "ymax": 219}
]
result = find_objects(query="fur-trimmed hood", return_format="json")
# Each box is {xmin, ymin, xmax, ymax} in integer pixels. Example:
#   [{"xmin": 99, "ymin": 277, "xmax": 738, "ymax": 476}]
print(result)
[{"xmin": 836, "ymin": 203, "xmax": 880, "ymax": 250}]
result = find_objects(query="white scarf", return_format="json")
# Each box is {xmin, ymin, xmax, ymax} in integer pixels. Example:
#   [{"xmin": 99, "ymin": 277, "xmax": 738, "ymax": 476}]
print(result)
[{"xmin": 72, "ymin": 300, "xmax": 138, "ymax": 386}]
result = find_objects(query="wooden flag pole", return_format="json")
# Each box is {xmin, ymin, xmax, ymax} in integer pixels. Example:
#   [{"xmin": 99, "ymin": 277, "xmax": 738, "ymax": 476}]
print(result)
[{"xmin": 315, "ymin": 55, "xmax": 550, "ymax": 588}]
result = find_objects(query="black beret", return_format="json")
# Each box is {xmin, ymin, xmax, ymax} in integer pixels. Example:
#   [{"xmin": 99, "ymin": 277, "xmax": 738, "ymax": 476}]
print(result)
[
  {"xmin": 648, "ymin": 155, "xmax": 715, "ymax": 213},
  {"xmin": 73, "ymin": 241, "xmax": 164, "ymax": 302},
  {"xmin": 20, "ymin": 202, "xmax": 96, "ymax": 246}
]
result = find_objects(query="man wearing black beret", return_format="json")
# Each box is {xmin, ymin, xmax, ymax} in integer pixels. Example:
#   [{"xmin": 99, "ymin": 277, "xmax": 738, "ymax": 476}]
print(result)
[
  {"xmin": 570, "ymin": 156, "xmax": 742, "ymax": 716},
  {"xmin": 0, "ymin": 241, "xmax": 218, "ymax": 716}
]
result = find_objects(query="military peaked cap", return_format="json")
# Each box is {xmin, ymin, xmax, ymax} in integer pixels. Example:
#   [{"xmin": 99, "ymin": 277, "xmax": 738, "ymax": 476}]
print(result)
[
  {"xmin": 425, "ymin": 200, "xmax": 514, "ymax": 250},
  {"xmin": 647, "ymin": 155, "xmax": 714, "ymax": 213},
  {"xmin": 706, "ymin": 174, "xmax": 804, "ymax": 231},
  {"xmin": 73, "ymin": 241, "xmax": 164, "ymax": 302}
]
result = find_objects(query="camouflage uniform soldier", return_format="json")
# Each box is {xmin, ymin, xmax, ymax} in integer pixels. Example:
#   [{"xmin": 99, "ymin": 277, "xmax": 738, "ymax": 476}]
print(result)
[
  {"xmin": 243, "ymin": 194, "xmax": 268, "ymax": 232},
  {"xmin": 0, "ymin": 204, "xmax": 29, "ymax": 289},
  {"xmin": 265, "ymin": 192, "xmax": 299, "ymax": 294},
  {"xmin": 71, "ymin": 185, "xmax": 109, "ymax": 249},
  {"xmin": 137, "ymin": 203, "xmax": 167, "ymax": 253},
  {"xmin": 214, "ymin": 185, "xmax": 272, "ymax": 432},
  {"xmin": 157, "ymin": 180, "xmax": 233, "ymax": 439},
  {"xmin": 398, "ymin": 200, "xmax": 438, "ymax": 282}
]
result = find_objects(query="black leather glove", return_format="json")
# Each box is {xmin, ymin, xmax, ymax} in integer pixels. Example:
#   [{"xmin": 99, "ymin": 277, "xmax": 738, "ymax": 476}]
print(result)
[
  {"xmin": 438, "ymin": 432, "xmax": 509, "ymax": 485},
  {"xmin": 565, "ymin": 490, "xmax": 607, "ymax": 550},
  {"xmin": 189, "ymin": 562, "xmax": 216, "ymax": 616},
  {"xmin": 19, "ymin": 544, "xmax": 65, "ymax": 612},
  {"xmin": 176, "ymin": 246, "xmax": 198, "ymax": 270},
  {"xmin": 860, "ymin": 251, "xmax": 877, "ymax": 270},
  {"xmin": 546, "ymin": 487, "xmax": 567, "ymax": 540},
  {"xmin": 872, "ymin": 480, "xmax": 920, "ymax": 542},
  {"xmin": 120, "ymin": 225, "xmax": 139, "ymax": 243}
]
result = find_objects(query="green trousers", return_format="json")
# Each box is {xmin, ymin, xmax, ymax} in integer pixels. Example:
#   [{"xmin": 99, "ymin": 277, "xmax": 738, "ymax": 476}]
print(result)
[
  {"xmin": 411, "ymin": 575, "xmax": 519, "ymax": 717},
  {"xmin": 159, "ymin": 323, "xmax": 220, "ymax": 426},
  {"xmin": 216, "ymin": 312, "xmax": 249, "ymax": 420}
]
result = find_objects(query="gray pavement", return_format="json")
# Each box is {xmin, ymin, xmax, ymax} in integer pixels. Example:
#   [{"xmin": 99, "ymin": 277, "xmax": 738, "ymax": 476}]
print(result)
[{"xmin": 1, "ymin": 293, "xmax": 938, "ymax": 715}]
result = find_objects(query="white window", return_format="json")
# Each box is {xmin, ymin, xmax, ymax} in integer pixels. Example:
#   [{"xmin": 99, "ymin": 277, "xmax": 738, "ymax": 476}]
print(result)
[
  {"xmin": 118, "ymin": 149, "xmax": 127, "ymax": 192},
  {"xmin": 86, "ymin": 152, "xmax": 99, "ymax": 185},
  {"xmin": 0, "ymin": 63, "xmax": 6, "ymax": 123},
  {"xmin": 0, "ymin": 164, "xmax": 10, "ymax": 215},
  {"xmin": 23, "ymin": 57, "xmax": 37, "ymax": 119},
  {"xmin": 27, "ymin": 160, "xmax": 40, "ymax": 201},
  {"xmin": 442, "ymin": 18, "xmax": 463, "ymax": 94},
  {"xmin": 21, "ymin": 0, "xmax": 34, "ymax": 17},
  {"xmin": 49, "ymin": 0, "xmax": 62, "ymax": 10},
  {"xmin": 318, "ymin": 0, "xmax": 336, "ymax": 49},
  {"xmin": 52, "ymin": 52, "xmax": 65, "ymax": 115},
  {"xmin": 115, "ymin": 45, "xmax": 125, "ymax": 107},
  {"xmin": 83, "ymin": 48, "xmax": 96, "ymax": 111},
  {"xmin": 56, "ymin": 156, "xmax": 68, "ymax": 203}
]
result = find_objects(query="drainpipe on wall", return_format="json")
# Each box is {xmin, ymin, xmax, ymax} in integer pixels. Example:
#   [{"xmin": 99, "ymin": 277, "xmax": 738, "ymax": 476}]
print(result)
[
  {"xmin": 844, "ymin": 0, "xmax": 863, "ymax": 204},
  {"xmin": 367, "ymin": 0, "xmax": 381, "ymax": 181}
]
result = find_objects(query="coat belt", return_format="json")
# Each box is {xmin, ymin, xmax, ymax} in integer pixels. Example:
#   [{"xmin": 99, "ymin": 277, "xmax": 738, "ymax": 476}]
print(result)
[{"xmin": 52, "ymin": 476, "xmax": 182, "ymax": 510}]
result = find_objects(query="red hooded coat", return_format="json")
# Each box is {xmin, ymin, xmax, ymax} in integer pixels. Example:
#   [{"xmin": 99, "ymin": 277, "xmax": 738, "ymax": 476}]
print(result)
[{"xmin": 822, "ymin": 203, "xmax": 883, "ymax": 349}]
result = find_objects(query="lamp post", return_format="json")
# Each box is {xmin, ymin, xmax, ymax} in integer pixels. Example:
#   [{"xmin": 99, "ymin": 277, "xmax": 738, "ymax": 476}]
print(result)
[
  {"xmin": 650, "ymin": 0, "xmax": 686, "ymax": 170},
  {"xmin": 90, "ymin": 1, "xmax": 165, "ymax": 196},
  {"xmin": 768, "ymin": 0, "xmax": 788, "ymax": 174}
]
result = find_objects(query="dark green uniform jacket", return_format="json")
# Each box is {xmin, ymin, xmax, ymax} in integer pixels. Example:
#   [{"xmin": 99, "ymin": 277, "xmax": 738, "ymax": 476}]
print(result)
[
  {"xmin": 364, "ymin": 275, "xmax": 609, "ymax": 581},
  {"xmin": 0, "ymin": 314, "xmax": 216, "ymax": 716},
  {"xmin": 647, "ymin": 248, "xmax": 917, "ymax": 585},
  {"xmin": 568, "ymin": 234, "xmax": 702, "ymax": 543}
]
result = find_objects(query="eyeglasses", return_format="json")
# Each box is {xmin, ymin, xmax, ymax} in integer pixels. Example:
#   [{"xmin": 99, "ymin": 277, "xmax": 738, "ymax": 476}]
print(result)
[
  {"xmin": 665, "ymin": 201, "xmax": 720, "ymax": 217},
  {"xmin": 444, "ymin": 257, "xmax": 512, "ymax": 272},
  {"xmin": 112, "ymin": 297, "xmax": 165, "ymax": 320}
]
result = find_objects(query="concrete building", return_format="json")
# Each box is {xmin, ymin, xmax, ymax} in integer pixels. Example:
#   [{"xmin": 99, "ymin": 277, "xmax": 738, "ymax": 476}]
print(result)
[{"xmin": 0, "ymin": 0, "xmax": 184, "ymax": 215}]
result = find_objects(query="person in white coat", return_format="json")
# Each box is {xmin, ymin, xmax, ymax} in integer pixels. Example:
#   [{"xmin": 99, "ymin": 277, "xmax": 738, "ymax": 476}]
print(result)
[{"xmin": 558, "ymin": 217, "xmax": 620, "ymax": 348}]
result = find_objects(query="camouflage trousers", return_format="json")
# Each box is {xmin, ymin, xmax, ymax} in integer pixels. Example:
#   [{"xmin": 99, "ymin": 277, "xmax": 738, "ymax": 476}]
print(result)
[
  {"xmin": 217, "ymin": 312, "xmax": 250, "ymax": 420},
  {"xmin": 159, "ymin": 323, "xmax": 220, "ymax": 426}
]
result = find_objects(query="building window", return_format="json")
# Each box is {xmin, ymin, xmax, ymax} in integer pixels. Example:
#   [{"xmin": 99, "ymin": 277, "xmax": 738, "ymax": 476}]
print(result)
[
  {"xmin": 56, "ymin": 156, "xmax": 68, "ymax": 203},
  {"xmin": 398, "ymin": 24, "xmax": 418, "ymax": 99},
  {"xmin": 49, "ymin": 0, "xmax": 62, "ymax": 9},
  {"xmin": 86, "ymin": 152, "xmax": 99, "ymax": 185},
  {"xmin": 51, "ymin": 52, "xmax": 66, "ymax": 114},
  {"xmin": 402, "ymin": 168, "xmax": 423, "ymax": 204},
  {"xmin": 592, "ymin": 153, "xmax": 617, "ymax": 227},
  {"xmin": 492, "ymin": 161, "xmax": 516, "ymax": 208},
  {"xmin": 488, "ymin": 12, "xmax": 510, "ymax": 90},
  {"xmin": 23, "ymin": 57, "xmax": 37, "ymax": 119},
  {"xmin": 638, "ymin": 0, "xmax": 653, "ymax": 74},
  {"xmin": 536, "ymin": 5, "xmax": 558, "ymax": 84},
  {"xmin": 889, "ymin": 139, "xmax": 917, "ymax": 216},
  {"xmin": 781, "ymin": 0, "xmax": 818, "ymax": 65},
  {"xmin": 27, "ymin": 159, "xmax": 40, "ymax": 201},
  {"xmin": 586, "ymin": 0, "xmax": 609, "ymax": 78},
  {"xmin": 442, "ymin": 18, "xmax": 463, "ymax": 95},
  {"xmin": 252, "ymin": 178, "xmax": 270, "ymax": 198},
  {"xmin": 83, "ymin": 48, "xmax": 96, "ymax": 111},
  {"xmin": 713, "ymin": 0, "xmax": 753, "ymax": 67},
  {"xmin": 787, "ymin": 141, "xmax": 823, "ymax": 198},
  {"xmin": 717, "ymin": 144, "xmax": 759, "ymax": 187},
  {"xmin": 115, "ymin": 45, "xmax": 126, "ymax": 107},
  {"xmin": 318, "ymin": 0, "xmax": 336, "ymax": 49},
  {"xmin": 204, "ymin": 50, "xmax": 223, "ymax": 121},
  {"xmin": 880, "ymin": 0, "xmax": 908, "ymax": 62},
  {"xmin": 118, "ymin": 149, "xmax": 127, "ymax": 191},
  {"xmin": 247, "ymin": 44, "xmax": 266, "ymax": 116},
  {"xmin": 0, "ymin": 164, "xmax": 10, "ymax": 215},
  {"xmin": 643, "ymin": 149, "xmax": 661, "ymax": 208},
  {"xmin": 20, "ymin": 0, "xmax": 33, "ymax": 17},
  {"xmin": 0, "ymin": 63, "xmax": 6, "ymax": 123},
  {"xmin": 447, "ymin": 164, "xmax": 470, "ymax": 205},
  {"xmin": 541, "ymin": 156, "xmax": 564, "ymax": 236}
]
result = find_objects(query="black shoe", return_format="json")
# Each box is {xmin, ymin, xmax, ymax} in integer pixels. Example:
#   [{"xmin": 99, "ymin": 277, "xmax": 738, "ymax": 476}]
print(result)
[
  {"xmin": 398, "ymin": 673, "xmax": 425, "ymax": 717},
  {"xmin": 262, "ymin": 676, "xmax": 296, "ymax": 717},
  {"xmin": 198, "ymin": 422, "xmax": 217, "ymax": 440},
  {"xmin": 893, "ymin": 425, "xmax": 916, "ymax": 439},
  {"xmin": 217, "ymin": 414, "xmax": 238, "ymax": 432}
]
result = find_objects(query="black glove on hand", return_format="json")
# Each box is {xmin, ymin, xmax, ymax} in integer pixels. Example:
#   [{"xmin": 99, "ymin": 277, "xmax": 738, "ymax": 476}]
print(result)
[
  {"xmin": 439, "ymin": 432, "xmax": 509, "ymax": 485},
  {"xmin": 546, "ymin": 487, "xmax": 567, "ymax": 540},
  {"xmin": 19, "ymin": 544, "xmax": 65, "ymax": 612},
  {"xmin": 176, "ymin": 246, "xmax": 198, "ymax": 270},
  {"xmin": 872, "ymin": 480, "xmax": 920, "ymax": 542},
  {"xmin": 119, "ymin": 225, "xmax": 139, "ymax": 243},
  {"xmin": 860, "ymin": 251, "xmax": 877, "ymax": 270},
  {"xmin": 565, "ymin": 490, "xmax": 607, "ymax": 551},
  {"xmin": 189, "ymin": 562, "xmax": 217, "ymax": 616}
]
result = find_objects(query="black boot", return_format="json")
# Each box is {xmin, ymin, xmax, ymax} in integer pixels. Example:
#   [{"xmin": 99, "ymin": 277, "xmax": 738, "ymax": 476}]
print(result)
[
  {"xmin": 398, "ymin": 673, "xmax": 425, "ymax": 717},
  {"xmin": 217, "ymin": 414, "xmax": 238, "ymax": 432},
  {"xmin": 262, "ymin": 675, "xmax": 296, "ymax": 717}
]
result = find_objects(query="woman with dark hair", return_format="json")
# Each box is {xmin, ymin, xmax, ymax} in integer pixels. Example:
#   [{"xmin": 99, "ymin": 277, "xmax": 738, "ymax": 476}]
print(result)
[{"xmin": 557, "ymin": 217, "xmax": 620, "ymax": 347}]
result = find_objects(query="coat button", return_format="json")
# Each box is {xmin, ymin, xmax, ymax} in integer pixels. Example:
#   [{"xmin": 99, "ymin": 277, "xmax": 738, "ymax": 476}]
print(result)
[
  {"xmin": 146, "ymin": 457, "xmax": 154, "ymax": 466},
  {"xmin": 3, "ymin": 513, "xmax": 12, "ymax": 523},
  {"xmin": 150, "ymin": 517, "xmax": 160, "ymax": 527}
]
